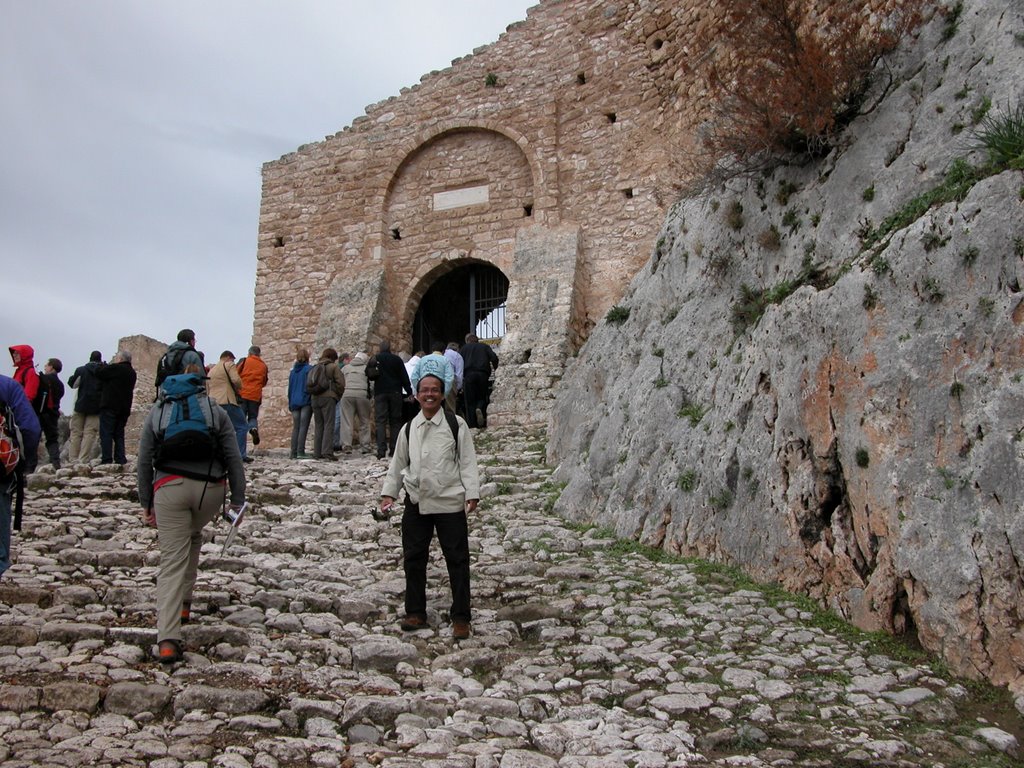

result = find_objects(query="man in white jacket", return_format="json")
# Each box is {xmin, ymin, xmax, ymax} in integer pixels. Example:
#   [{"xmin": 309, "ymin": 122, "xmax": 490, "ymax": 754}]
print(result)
[{"xmin": 380, "ymin": 374, "xmax": 480, "ymax": 640}]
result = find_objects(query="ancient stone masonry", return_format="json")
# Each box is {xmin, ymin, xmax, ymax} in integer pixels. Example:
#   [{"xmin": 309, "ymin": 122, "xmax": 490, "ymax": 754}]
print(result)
[{"xmin": 254, "ymin": 1, "xmax": 707, "ymax": 447}]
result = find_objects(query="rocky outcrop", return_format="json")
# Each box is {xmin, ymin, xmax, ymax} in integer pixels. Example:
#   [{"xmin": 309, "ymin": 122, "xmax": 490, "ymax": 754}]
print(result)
[{"xmin": 549, "ymin": 0, "xmax": 1024, "ymax": 692}]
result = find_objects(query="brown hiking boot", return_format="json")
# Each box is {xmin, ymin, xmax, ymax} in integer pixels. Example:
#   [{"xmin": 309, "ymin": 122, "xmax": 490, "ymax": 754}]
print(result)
[
  {"xmin": 452, "ymin": 620, "xmax": 471, "ymax": 641},
  {"xmin": 400, "ymin": 615, "xmax": 429, "ymax": 632}
]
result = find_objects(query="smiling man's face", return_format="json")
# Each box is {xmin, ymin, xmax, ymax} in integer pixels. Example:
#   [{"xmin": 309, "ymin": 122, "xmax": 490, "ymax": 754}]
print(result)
[{"xmin": 416, "ymin": 377, "xmax": 444, "ymax": 417}]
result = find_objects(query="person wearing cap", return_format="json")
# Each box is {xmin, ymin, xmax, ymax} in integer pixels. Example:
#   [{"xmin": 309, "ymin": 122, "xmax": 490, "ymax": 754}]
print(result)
[
  {"xmin": 380, "ymin": 373, "xmax": 480, "ymax": 641},
  {"xmin": 68, "ymin": 351, "xmax": 105, "ymax": 462}
]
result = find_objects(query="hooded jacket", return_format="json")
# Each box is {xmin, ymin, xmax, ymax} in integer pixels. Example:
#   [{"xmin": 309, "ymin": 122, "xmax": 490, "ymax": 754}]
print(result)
[
  {"xmin": 288, "ymin": 361, "xmax": 312, "ymax": 410},
  {"xmin": 9, "ymin": 345, "xmax": 39, "ymax": 404},
  {"xmin": 342, "ymin": 352, "xmax": 371, "ymax": 399}
]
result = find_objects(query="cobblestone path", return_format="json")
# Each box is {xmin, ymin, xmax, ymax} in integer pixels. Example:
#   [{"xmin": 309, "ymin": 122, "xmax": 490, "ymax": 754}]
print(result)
[{"xmin": 0, "ymin": 426, "xmax": 1021, "ymax": 767}]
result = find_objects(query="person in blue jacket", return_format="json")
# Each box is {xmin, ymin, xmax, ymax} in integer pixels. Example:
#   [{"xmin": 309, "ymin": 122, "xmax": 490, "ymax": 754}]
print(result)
[
  {"xmin": 287, "ymin": 346, "xmax": 314, "ymax": 459},
  {"xmin": 0, "ymin": 373, "xmax": 41, "ymax": 578}
]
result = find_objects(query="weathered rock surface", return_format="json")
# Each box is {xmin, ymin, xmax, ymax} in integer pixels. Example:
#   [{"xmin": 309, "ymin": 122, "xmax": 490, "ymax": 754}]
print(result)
[
  {"xmin": 549, "ymin": 0, "xmax": 1024, "ymax": 692},
  {"xmin": 1, "ymin": 429, "xmax": 1021, "ymax": 766}
]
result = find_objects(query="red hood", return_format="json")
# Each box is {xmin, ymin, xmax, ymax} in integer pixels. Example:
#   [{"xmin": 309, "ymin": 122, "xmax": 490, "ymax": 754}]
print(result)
[{"xmin": 9, "ymin": 344, "xmax": 34, "ymax": 367}]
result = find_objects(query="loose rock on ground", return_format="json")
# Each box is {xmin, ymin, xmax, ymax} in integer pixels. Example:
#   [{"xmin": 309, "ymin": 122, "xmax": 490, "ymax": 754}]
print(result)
[{"xmin": 1, "ymin": 426, "xmax": 1021, "ymax": 767}]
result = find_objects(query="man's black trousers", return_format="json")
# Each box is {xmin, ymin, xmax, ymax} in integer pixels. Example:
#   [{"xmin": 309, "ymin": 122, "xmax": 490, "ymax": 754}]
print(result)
[
  {"xmin": 374, "ymin": 392, "xmax": 404, "ymax": 457},
  {"xmin": 401, "ymin": 500, "xmax": 471, "ymax": 622},
  {"xmin": 463, "ymin": 370, "xmax": 489, "ymax": 428}
]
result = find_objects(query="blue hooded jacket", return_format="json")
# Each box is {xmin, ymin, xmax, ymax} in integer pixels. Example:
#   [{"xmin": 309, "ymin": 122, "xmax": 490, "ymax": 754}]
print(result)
[{"xmin": 288, "ymin": 361, "xmax": 313, "ymax": 410}]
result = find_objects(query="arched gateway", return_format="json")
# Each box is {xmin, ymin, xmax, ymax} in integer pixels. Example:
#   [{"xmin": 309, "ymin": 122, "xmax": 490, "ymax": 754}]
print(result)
[{"xmin": 253, "ymin": 1, "xmax": 677, "ymax": 447}]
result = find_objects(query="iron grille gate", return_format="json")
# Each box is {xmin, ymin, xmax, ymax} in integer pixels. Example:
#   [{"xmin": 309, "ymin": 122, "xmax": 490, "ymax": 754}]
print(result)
[
  {"xmin": 410, "ymin": 265, "xmax": 508, "ymax": 353},
  {"xmin": 469, "ymin": 267, "xmax": 507, "ymax": 342}
]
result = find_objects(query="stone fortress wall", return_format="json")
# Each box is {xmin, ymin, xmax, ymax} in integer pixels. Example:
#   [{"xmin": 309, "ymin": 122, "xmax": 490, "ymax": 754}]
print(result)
[{"xmin": 252, "ymin": 0, "xmax": 904, "ymax": 447}]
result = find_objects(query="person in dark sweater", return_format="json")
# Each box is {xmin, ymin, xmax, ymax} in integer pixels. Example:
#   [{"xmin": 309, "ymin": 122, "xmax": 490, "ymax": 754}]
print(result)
[
  {"xmin": 371, "ymin": 340, "xmax": 413, "ymax": 460},
  {"xmin": 459, "ymin": 334, "xmax": 498, "ymax": 429},
  {"xmin": 37, "ymin": 358, "xmax": 65, "ymax": 469},
  {"xmin": 95, "ymin": 350, "xmax": 137, "ymax": 465}
]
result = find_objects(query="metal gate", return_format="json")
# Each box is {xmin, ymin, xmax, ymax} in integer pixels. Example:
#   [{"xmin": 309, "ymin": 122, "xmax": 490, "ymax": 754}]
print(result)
[
  {"xmin": 411, "ymin": 264, "xmax": 509, "ymax": 353},
  {"xmin": 469, "ymin": 267, "xmax": 507, "ymax": 341}
]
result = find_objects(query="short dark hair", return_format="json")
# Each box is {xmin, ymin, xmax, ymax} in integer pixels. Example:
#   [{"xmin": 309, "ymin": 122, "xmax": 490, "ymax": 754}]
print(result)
[
  {"xmin": 47, "ymin": 358, "xmax": 62, "ymax": 373},
  {"xmin": 89, "ymin": 350, "xmax": 102, "ymax": 362},
  {"xmin": 465, "ymin": 333, "xmax": 479, "ymax": 344},
  {"xmin": 177, "ymin": 329, "xmax": 196, "ymax": 343},
  {"xmin": 431, "ymin": 340, "xmax": 445, "ymax": 353},
  {"xmin": 379, "ymin": 340, "xmax": 391, "ymax": 353},
  {"xmin": 220, "ymin": 350, "xmax": 235, "ymax": 360},
  {"xmin": 321, "ymin": 347, "xmax": 338, "ymax": 362},
  {"xmin": 417, "ymin": 374, "xmax": 444, "ymax": 393}
]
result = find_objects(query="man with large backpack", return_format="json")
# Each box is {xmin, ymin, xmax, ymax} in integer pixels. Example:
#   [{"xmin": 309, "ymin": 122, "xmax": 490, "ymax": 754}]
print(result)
[
  {"xmin": 0, "ymin": 373, "xmax": 41, "ymax": 579},
  {"xmin": 137, "ymin": 369, "xmax": 246, "ymax": 663},
  {"xmin": 154, "ymin": 329, "xmax": 205, "ymax": 401}
]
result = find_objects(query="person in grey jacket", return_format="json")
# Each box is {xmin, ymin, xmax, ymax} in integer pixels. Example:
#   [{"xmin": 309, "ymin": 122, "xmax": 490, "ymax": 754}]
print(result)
[{"xmin": 136, "ymin": 367, "xmax": 246, "ymax": 663}]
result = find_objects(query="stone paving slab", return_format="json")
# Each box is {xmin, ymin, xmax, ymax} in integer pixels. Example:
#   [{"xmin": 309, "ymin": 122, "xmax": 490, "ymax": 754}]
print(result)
[{"xmin": 0, "ymin": 427, "xmax": 1021, "ymax": 767}]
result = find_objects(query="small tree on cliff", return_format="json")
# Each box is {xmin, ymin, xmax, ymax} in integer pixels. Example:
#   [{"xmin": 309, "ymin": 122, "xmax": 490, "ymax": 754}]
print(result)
[{"xmin": 690, "ymin": 0, "xmax": 924, "ymax": 176}]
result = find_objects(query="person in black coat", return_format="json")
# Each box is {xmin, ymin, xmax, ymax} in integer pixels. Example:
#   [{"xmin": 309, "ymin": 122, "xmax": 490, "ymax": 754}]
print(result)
[
  {"xmin": 95, "ymin": 350, "xmax": 137, "ymax": 465},
  {"xmin": 371, "ymin": 340, "xmax": 412, "ymax": 460},
  {"xmin": 68, "ymin": 350, "xmax": 104, "ymax": 462},
  {"xmin": 459, "ymin": 334, "xmax": 498, "ymax": 429}
]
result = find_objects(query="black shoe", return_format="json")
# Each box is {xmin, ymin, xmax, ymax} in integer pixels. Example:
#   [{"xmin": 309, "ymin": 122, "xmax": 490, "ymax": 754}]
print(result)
[
  {"xmin": 250, "ymin": 428, "xmax": 260, "ymax": 446},
  {"xmin": 242, "ymin": 456, "xmax": 254, "ymax": 464}
]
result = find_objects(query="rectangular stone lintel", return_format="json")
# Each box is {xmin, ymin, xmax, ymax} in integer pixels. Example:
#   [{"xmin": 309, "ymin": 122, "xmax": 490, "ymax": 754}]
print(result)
[{"xmin": 433, "ymin": 184, "xmax": 490, "ymax": 211}]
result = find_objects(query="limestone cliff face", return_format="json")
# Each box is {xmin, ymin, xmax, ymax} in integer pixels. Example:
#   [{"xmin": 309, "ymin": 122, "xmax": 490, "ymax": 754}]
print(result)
[{"xmin": 549, "ymin": 0, "xmax": 1024, "ymax": 691}]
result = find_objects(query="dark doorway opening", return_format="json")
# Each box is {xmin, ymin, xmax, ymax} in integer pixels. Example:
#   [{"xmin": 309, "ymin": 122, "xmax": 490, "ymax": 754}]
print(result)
[{"xmin": 411, "ymin": 263, "xmax": 509, "ymax": 353}]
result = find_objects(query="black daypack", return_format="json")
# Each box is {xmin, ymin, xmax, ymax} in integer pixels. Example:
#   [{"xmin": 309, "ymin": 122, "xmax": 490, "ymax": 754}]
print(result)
[
  {"xmin": 31, "ymin": 373, "xmax": 49, "ymax": 414},
  {"xmin": 365, "ymin": 355, "xmax": 380, "ymax": 381},
  {"xmin": 153, "ymin": 374, "xmax": 225, "ymax": 481},
  {"xmin": 305, "ymin": 362, "xmax": 330, "ymax": 395},
  {"xmin": 155, "ymin": 348, "xmax": 187, "ymax": 397}
]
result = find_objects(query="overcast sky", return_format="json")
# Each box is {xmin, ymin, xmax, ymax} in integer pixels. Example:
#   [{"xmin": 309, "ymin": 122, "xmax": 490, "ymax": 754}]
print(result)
[{"xmin": 2, "ymin": 0, "xmax": 534, "ymax": 392}]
